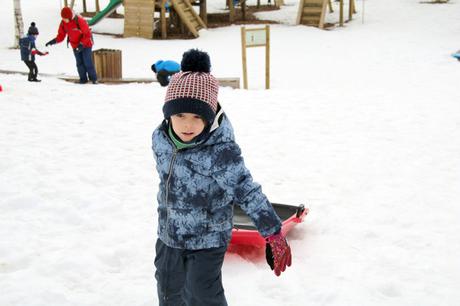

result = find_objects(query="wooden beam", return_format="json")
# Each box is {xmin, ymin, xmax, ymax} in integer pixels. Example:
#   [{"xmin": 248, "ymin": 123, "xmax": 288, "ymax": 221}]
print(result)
[
  {"xmin": 339, "ymin": 0, "xmax": 344, "ymax": 26},
  {"xmin": 328, "ymin": 0, "xmax": 333, "ymax": 13},
  {"xmin": 265, "ymin": 25, "xmax": 270, "ymax": 89},
  {"xmin": 161, "ymin": 0, "xmax": 167, "ymax": 39},
  {"xmin": 296, "ymin": 0, "xmax": 303, "ymax": 25},
  {"xmin": 229, "ymin": 0, "xmax": 235, "ymax": 23},
  {"xmin": 200, "ymin": 0, "xmax": 207, "ymax": 26},
  {"xmin": 348, "ymin": 0, "xmax": 353, "ymax": 20}
]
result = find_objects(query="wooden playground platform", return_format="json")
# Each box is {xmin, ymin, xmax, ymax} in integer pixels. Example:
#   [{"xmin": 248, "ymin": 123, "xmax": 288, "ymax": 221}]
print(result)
[{"xmin": 0, "ymin": 69, "xmax": 240, "ymax": 89}]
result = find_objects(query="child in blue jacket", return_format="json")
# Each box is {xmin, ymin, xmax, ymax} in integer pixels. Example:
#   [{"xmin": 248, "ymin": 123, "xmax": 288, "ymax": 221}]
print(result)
[
  {"xmin": 151, "ymin": 59, "xmax": 180, "ymax": 87},
  {"xmin": 19, "ymin": 22, "xmax": 48, "ymax": 82},
  {"xmin": 152, "ymin": 49, "xmax": 292, "ymax": 306}
]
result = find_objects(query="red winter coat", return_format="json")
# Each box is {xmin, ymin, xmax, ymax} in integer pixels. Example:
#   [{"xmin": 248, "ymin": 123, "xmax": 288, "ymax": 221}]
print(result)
[{"xmin": 55, "ymin": 15, "xmax": 93, "ymax": 49}]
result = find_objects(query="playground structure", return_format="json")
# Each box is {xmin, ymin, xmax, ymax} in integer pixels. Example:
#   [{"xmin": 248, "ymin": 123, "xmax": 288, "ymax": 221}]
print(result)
[
  {"xmin": 124, "ymin": 0, "xmax": 207, "ymax": 39},
  {"xmin": 297, "ymin": 0, "xmax": 357, "ymax": 29},
  {"xmin": 63, "ymin": 0, "xmax": 208, "ymax": 38},
  {"xmin": 63, "ymin": 0, "xmax": 291, "ymax": 39},
  {"xmin": 61, "ymin": 0, "xmax": 358, "ymax": 40}
]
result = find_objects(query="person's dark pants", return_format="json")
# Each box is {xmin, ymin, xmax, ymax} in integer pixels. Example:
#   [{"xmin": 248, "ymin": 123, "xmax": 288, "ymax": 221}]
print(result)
[
  {"xmin": 73, "ymin": 46, "xmax": 97, "ymax": 83},
  {"xmin": 154, "ymin": 239, "xmax": 228, "ymax": 306},
  {"xmin": 156, "ymin": 70, "xmax": 178, "ymax": 87},
  {"xmin": 24, "ymin": 60, "xmax": 38, "ymax": 81}
]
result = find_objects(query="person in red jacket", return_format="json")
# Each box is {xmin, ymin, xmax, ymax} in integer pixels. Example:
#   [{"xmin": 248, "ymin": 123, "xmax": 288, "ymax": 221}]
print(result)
[{"xmin": 46, "ymin": 7, "xmax": 98, "ymax": 84}]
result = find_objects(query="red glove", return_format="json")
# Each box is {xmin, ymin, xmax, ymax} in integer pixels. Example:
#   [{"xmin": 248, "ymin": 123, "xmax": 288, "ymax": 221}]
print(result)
[{"xmin": 265, "ymin": 232, "xmax": 291, "ymax": 276}]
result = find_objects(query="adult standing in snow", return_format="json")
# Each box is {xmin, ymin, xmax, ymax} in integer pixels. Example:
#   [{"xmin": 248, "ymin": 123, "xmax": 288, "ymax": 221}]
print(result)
[
  {"xmin": 152, "ymin": 49, "xmax": 292, "ymax": 306},
  {"xmin": 20, "ymin": 22, "xmax": 48, "ymax": 82},
  {"xmin": 45, "ymin": 7, "xmax": 98, "ymax": 84},
  {"xmin": 151, "ymin": 59, "xmax": 180, "ymax": 87}
]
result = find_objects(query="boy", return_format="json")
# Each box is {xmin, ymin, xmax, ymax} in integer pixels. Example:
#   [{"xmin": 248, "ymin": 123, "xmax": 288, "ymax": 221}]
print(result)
[
  {"xmin": 20, "ymin": 22, "xmax": 48, "ymax": 82},
  {"xmin": 152, "ymin": 49, "xmax": 291, "ymax": 306},
  {"xmin": 45, "ymin": 7, "xmax": 98, "ymax": 84},
  {"xmin": 151, "ymin": 59, "xmax": 180, "ymax": 87}
]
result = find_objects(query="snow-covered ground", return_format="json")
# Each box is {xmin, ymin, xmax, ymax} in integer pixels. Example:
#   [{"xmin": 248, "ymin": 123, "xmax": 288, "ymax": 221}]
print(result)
[{"xmin": 1, "ymin": 0, "xmax": 460, "ymax": 305}]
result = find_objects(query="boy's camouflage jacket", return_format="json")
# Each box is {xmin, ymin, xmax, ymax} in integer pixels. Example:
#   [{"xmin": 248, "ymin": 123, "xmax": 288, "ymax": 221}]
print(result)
[{"xmin": 152, "ymin": 111, "xmax": 282, "ymax": 250}]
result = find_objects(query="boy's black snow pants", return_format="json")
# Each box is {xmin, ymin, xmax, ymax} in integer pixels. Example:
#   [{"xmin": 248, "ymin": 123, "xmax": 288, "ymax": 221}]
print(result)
[
  {"xmin": 156, "ymin": 70, "xmax": 177, "ymax": 87},
  {"xmin": 154, "ymin": 238, "xmax": 228, "ymax": 306},
  {"xmin": 24, "ymin": 60, "xmax": 38, "ymax": 81}
]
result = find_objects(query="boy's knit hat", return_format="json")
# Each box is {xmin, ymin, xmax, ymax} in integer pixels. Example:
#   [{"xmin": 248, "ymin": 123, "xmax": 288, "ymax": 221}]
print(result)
[
  {"xmin": 28, "ymin": 22, "xmax": 39, "ymax": 35},
  {"xmin": 61, "ymin": 7, "xmax": 73, "ymax": 19},
  {"xmin": 163, "ymin": 49, "xmax": 219, "ymax": 124}
]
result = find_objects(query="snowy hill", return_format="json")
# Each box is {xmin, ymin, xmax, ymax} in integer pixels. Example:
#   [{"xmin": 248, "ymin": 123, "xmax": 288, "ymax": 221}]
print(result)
[{"xmin": 1, "ymin": 1, "xmax": 460, "ymax": 305}]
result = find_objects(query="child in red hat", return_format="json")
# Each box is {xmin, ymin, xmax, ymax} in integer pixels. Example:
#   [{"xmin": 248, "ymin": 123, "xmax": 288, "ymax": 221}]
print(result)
[{"xmin": 46, "ymin": 7, "xmax": 98, "ymax": 84}]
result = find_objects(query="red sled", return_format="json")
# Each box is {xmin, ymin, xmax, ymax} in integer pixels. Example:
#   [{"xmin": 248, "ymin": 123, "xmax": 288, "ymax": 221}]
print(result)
[{"xmin": 230, "ymin": 203, "xmax": 308, "ymax": 248}]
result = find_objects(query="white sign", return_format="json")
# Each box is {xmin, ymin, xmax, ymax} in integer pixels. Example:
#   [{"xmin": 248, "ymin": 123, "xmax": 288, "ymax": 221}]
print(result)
[{"xmin": 245, "ymin": 29, "xmax": 267, "ymax": 47}]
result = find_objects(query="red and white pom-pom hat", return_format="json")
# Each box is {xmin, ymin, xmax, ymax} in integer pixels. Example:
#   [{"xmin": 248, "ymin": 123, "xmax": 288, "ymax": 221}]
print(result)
[{"xmin": 163, "ymin": 49, "xmax": 219, "ymax": 124}]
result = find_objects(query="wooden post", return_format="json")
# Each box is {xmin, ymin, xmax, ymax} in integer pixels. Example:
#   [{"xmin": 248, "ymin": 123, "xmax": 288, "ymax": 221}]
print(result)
[
  {"xmin": 229, "ymin": 0, "xmax": 235, "ymax": 23},
  {"xmin": 265, "ymin": 25, "xmax": 270, "ymax": 90},
  {"xmin": 242, "ymin": 0, "xmax": 246, "ymax": 21},
  {"xmin": 161, "ymin": 0, "xmax": 167, "ymax": 39},
  {"xmin": 70, "ymin": 0, "xmax": 76, "ymax": 9},
  {"xmin": 241, "ymin": 27, "xmax": 248, "ymax": 89},
  {"xmin": 83, "ymin": 0, "xmax": 87, "ymax": 13},
  {"xmin": 296, "ymin": 0, "xmax": 303, "ymax": 25},
  {"xmin": 348, "ymin": 0, "xmax": 353, "ymax": 21},
  {"xmin": 63, "ymin": 0, "xmax": 68, "ymax": 7},
  {"xmin": 96, "ymin": 0, "xmax": 101, "ymax": 13},
  {"xmin": 328, "ymin": 0, "xmax": 333, "ymax": 13},
  {"xmin": 339, "ymin": 0, "xmax": 344, "ymax": 26},
  {"xmin": 200, "ymin": 0, "xmax": 207, "ymax": 26}
]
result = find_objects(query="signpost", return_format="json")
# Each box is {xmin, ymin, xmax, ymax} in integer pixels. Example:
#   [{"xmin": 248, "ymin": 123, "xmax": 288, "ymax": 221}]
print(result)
[{"xmin": 241, "ymin": 25, "xmax": 270, "ymax": 89}]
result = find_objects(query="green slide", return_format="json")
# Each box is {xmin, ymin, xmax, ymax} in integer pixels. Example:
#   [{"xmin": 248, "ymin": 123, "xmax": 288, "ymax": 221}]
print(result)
[{"xmin": 88, "ymin": 0, "xmax": 124, "ymax": 26}]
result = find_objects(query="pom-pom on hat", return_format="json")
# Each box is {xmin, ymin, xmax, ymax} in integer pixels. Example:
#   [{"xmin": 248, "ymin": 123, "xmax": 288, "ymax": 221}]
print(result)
[
  {"xmin": 163, "ymin": 49, "xmax": 219, "ymax": 124},
  {"xmin": 28, "ymin": 22, "xmax": 39, "ymax": 35},
  {"xmin": 61, "ymin": 7, "xmax": 73, "ymax": 19}
]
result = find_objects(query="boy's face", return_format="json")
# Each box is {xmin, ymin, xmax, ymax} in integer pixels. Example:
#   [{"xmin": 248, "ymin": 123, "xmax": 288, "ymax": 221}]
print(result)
[
  {"xmin": 62, "ymin": 18, "xmax": 70, "ymax": 23},
  {"xmin": 170, "ymin": 113, "xmax": 206, "ymax": 142}
]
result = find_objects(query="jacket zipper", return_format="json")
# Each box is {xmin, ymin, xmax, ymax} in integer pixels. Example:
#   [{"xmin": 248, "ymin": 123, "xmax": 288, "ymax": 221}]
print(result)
[{"xmin": 165, "ymin": 148, "xmax": 177, "ymax": 229}]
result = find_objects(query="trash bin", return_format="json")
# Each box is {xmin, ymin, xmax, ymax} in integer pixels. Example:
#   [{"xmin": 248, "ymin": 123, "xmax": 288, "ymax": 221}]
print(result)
[{"xmin": 92, "ymin": 49, "xmax": 122, "ymax": 80}]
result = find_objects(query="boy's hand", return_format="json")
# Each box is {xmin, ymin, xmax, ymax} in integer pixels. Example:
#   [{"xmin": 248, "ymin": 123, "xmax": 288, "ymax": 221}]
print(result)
[
  {"xmin": 45, "ymin": 38, "xmax": 56, "ymax": 47},
  {"xmin": 75, "ymin": 43, "xmax": 83, "ymax": 53},
  {"xmin": 265, "ymin": 232, "xmax": 291, "ymax": 276}
]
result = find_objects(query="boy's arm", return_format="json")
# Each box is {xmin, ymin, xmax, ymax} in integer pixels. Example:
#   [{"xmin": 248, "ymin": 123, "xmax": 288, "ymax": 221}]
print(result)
[
  {"xmin": 30, "ymin": 41, "xmax": 48, "ymax": 56},
  {"xmin": 77, "ymin": 16, "xmax": 93, "ymax": 47},
  {"xmin": 31, "ymin": 49, "xmax": 48, "ymax": 56},
  {"xmin": 55, "ymin": 21, "xmax": 67, "ymax": 44},
  {"xmin": 211, "ymin": 142, "xmax": 282, "ymax": 237}
]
